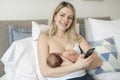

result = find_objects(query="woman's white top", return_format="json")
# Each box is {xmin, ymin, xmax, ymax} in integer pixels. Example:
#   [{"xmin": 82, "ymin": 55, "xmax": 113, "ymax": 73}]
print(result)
[{"xmin": 47, "ymin": 43, "xmax": 86, "ymax": 80}]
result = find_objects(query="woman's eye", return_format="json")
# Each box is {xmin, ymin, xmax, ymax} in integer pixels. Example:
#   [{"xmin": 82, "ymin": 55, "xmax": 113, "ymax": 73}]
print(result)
[
  {"xmin": 68, "ymin": 16, "xmax": 73, "ymax": 20},
  {"xmin": 60, "ymin": 14, "xmax": 64, "ymax": 17}
]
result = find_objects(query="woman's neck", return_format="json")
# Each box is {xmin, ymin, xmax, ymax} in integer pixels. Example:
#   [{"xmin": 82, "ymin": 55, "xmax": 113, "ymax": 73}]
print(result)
[{"xmin": 55, "ymin": 30, "xmax": 66, "ymax": 38}]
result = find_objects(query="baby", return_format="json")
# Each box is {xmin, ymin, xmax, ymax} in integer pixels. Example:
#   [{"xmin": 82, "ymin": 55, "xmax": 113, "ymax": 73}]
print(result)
[{"xmin": 47, "ymin": 49, "xmax": 79, "ymax": 68}]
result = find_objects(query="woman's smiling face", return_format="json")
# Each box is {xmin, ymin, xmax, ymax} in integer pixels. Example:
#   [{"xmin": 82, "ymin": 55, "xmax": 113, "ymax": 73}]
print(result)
[{"xmin": 54, "ymin": 7, "xmax": 73, "ymax": 32}]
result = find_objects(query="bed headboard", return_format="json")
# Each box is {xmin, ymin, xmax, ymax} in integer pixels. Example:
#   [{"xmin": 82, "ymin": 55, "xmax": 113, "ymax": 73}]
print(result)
[{"xmin": 0, "ymin": 17, "xmax": 111, "ymax": 77}]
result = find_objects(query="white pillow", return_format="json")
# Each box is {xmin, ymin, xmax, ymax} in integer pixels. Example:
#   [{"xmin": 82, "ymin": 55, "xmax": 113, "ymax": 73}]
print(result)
[
  {"xmin": 32, "ymin": 21, "xmax": 48, "ymax": 79},
  {"xmin": 88, "ymin": 18, "xmax": 120, "ymax": 59},
  {"xmin": 32, "ymin": 21, "xmax": 48, "ymax": 41},
  {"xmin": 32, "ymin": 21, "xmax": 80, "ymax": 41},
  {"xmin": 84, "ymin": 18, "xmax": 93, "ymax": 41},
  {"xmin": 76, "ymin": 23, "xmax": 80, "ymax": 34}
]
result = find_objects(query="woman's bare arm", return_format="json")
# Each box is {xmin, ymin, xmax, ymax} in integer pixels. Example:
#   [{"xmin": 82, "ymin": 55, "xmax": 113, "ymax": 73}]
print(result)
[
  {"xmin": 79, "ymin": 36, "xmax": 102, "ymax": 69},
  {"xmin": 37, "ymin": 34, "xmax": 83, "ymax": 77}
]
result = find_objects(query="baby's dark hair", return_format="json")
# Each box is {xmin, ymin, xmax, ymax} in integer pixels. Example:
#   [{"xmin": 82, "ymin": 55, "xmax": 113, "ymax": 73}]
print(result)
[{"xmin": 47, "ymin": 53, "xmax": 63, "ymax": 68}]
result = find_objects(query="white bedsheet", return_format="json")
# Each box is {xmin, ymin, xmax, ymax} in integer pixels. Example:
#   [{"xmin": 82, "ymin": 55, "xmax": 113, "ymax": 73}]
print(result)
[{"xmin": 1, "ymin": 37, "xmax": 120, "ymax": 80}]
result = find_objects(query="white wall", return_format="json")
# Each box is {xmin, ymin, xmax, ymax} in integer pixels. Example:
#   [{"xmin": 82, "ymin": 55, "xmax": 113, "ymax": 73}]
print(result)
[{"xmin": 0, "ymin": 0, "xmax": 120, "ymax": 20}]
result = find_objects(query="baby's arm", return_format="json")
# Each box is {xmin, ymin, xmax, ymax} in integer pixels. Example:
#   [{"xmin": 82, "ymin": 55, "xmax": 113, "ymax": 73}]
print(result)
[
  {"xmin": 63, "ymin": 50, "xmax": 79, "ymax": 63},
  {"xmin": 64, "ymin": 49, "xmax": 76, "ymax": 55},
  {"xmin": 61, "ymin": 56, "xmax": 73, "ymax": 66}
]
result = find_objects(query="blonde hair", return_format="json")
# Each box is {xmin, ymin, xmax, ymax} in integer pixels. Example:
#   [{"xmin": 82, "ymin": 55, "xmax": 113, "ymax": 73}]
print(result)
[{"xmin": 45, "ymin": 1, "xmax": 81, "ymax": 42}]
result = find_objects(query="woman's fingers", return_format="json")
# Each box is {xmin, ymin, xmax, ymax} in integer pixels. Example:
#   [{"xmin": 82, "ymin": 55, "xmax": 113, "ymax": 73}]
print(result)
[
  {"xmin": 79, "ymin": 54, "xmax": 84, "ymax": 59},
  {"xmin": 75, "ymin": 54, "xmax": 94, "ymax": 69}
]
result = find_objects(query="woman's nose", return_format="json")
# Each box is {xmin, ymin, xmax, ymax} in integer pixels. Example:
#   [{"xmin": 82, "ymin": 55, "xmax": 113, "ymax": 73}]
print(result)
[{"xmin": 63, "ymin": 17, "xmax": 68, "ymax": 22}]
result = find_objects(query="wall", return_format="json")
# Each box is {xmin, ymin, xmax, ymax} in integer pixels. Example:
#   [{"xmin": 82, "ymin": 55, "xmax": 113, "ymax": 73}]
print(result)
[{"xmin": 0, "ymin": 0, "xmax": 120, "ymax": 20}]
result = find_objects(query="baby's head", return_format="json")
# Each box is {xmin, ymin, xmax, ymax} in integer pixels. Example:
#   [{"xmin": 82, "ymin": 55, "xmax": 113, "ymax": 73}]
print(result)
[{"xmin": 47, "ymin": 53, "xmax": 63, "ymax": 68}]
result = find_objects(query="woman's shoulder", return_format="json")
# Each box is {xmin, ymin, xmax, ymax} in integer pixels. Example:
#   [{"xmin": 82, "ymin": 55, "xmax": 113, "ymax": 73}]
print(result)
[
  {"xmin": 40, "ymin": 33, "xmax": 48, "ymax": 37},
  {"xmin": 38, "ymin": 33, "xmax": 49, "ymax": 41}
]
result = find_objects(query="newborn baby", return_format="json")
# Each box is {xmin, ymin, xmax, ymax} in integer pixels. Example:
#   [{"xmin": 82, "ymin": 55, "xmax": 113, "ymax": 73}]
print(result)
[{"xmin": 47, "ymin": 49, "xmax": 79, "ymax": 68}]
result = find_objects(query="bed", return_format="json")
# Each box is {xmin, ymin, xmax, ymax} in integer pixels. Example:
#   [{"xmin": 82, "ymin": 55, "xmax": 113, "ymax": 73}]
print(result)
[{"xmin": 0, "ymin": 17, "xmax": 120, "ymax": 80}]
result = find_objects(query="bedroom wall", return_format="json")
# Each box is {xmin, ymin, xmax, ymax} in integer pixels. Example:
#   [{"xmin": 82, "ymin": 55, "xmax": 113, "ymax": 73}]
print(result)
[{"xmin": 0, "ymin": 0, "xmax": 120, "ymax": 20}]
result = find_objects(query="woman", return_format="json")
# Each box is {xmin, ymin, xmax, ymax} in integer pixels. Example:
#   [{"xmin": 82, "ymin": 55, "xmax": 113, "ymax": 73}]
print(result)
[{"xmin": 37, "ymin": 1, "xmax": 101, "ymax": 80}]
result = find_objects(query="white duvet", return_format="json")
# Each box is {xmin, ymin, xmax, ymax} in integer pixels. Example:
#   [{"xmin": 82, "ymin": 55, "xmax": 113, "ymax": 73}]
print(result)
[
  {"xmin": 1, "ymin": 37, "xmax": 120, "ymax": 80},
  {"xmin": 1, "ymin": 37, "xmax": 39, "ymax": 80}
]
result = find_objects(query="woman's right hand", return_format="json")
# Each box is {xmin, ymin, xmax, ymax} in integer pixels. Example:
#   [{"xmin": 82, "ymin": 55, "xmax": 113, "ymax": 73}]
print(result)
[{"xmin": 74, "ymin": 54, "xmax": 93, "ymax": 69}]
